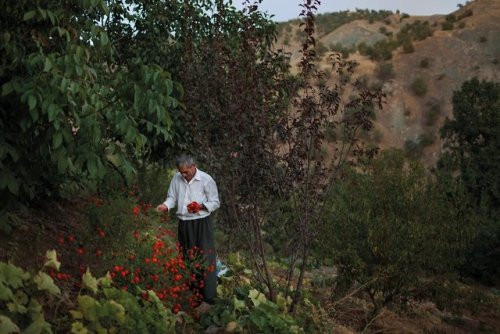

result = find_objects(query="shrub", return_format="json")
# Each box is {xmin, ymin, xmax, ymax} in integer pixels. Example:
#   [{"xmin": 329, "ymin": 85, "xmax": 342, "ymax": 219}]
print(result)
[
  {"xmin": 330, "ymin": 43, "xmax": 353, "ymax": 58},
  {"xmin": 418, "ymin": 131, "xmax": 436, "ymax": 147},
  {"xmin": 200, "ymin": 287, "xmax": 304, "ymax": 333},
  {"xmin": 0, "ymin": 255, "xmax": 59, "ymax": 333},
  {"xmin": 315, "ymin": 41, "xmax": 329, "ymax": 58},
  {"xmin": 404, "ymin": 139, "xmax": 424, "ymax": 157},
  {"xmin": 370, "ymin": 80, "xmax": 384, "ymax": 91},
  {"xmin": 442, "ymin": 21, "xmax": 454, "ymax": 30},
  {"xmin": 420, "ymin": 58, "xmax": 431, "ymax": 68},
  {"xmin": 0, "ymin": 251, "xmax": 178, "ymax": 333},
  {"xmin": 376, "ymin": 62, "xmax": 395, "ymax": 81},
  {"xmin": 49, "ymin": 192, "xmax": 208, "ymax": 314},
  {"xmin": 425, "ymin": 100, "xmax": 442, "ymax": 126},
  {"xmin": 402, "ymin": 39, "xmax": 415, "ymax": 53},
  {"xmin": 70, "ymin": 271, "xmax": 176, "ymax": 333},
  {"xmin": 446, "ymin": 14, "xmax": 457, "ymax": 22},
  {"xmin": 411, "ymin": 77, "xmax": 427, "ymax": 96},
  {"xmin": 320, "ymin": 150, "xmax": 477, "ymax": 311},
  {"xmin": 397, "ymin": 20, "xmax": 433, "ymax": 42},
  {"xmin": 358, "ymin": 39, "xmax": 398, "ymax": 61}
]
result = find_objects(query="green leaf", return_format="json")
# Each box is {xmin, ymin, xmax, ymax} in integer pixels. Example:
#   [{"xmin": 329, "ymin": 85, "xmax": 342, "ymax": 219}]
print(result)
[
  {"xmin": 33, "ymin": 272, "xmax": 61, "ymax": 294},
  {"xmin": 232, "ymin": 296, "xmax": 246, "ymax": 310},
  {"xmin": 43, "ymin": 58, "xmax": 52, "ymax": 72},
  {"xmin": 71, "ymin": 321, "xmax": 89, "ymax": 334},
  {"xmin": 69, "ymin": 311, "xmax": 83, "ymax": 320},
  {"xmin": 100, "ymin": 32, "xmax": 109, "ymax": 46},
  {"xmin": 248, "ymin": 289, "xmax": 267, "ymax": 307},
  {"xmin": 97, "ymin": 272, "xmax": 112, "ymax": 288},
  {"xmin": 0, "ymin": 262, "xmax": 29, "ymax": 288},
  {"xmin": 44, "ymin": 250, "xmax": 61, "ymax": 271},
  {"xmin": 0, "ymin": 315, "xmax": 20, "ymax": 334},
  {"xmin": 38, "ymin": 8, "xmax": 47, "ymax": 19},
  {"xmin": 47, "ymin": 104, "xmax": 59, "ymax": 122},
  {"xmin": 28, "ymin": 95, "xmax": 37, "ymax": 111},
  {"xmin": 46, "ymin": 10, "xmax": 56, "ymax": 25},
  {"xmin": 82, "ymin": 269, "xmax": 98, "ymax": 294},
  {"xmin": 52, "ymin": 133, "xmax": 63, "ymax": 150},
  {"xmin": 57, "ymin": 156, "xmax": 68, "ymax": 173},
  {"xmin": 22, "ymin": 316, "xmax": 53, "ymax": 334},
  {"xmin": 0, "ymin": 169, "xmax": 18, "ymax": 195},
  {"xmin": 23, "ymin": 10, "xmax": 36, "ymax": 21},
  {"xmin": 1, "ymin": 82, "xmax": 14, "ymax": 96},
  {"xmin": 0, "ymin": 282, "xmax": 13, "ymax": 301},
  {"xmin": 76, "ymin": 295, "xmax": 99, "ymax": 322},
  {"xmin": 7, "ymin": 290, "xmax": 28, "ymax": 313},
  {"xmin": 87, "ymin": 158, "xmax": 97, "ymax": 177},
  {"xmin": 166, "ymin": 79, "xmax": 173, "ymax": 96},
  {"xmin": 7, "ymin": 175, "xmax": 19, "ymax": 195}
]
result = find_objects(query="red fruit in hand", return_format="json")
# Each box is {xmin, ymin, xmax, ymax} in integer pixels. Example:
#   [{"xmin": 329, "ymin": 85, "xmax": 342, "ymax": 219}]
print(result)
[{"xmin": 187, "ymin": 201, "xmax": 201, "ymax": 213}]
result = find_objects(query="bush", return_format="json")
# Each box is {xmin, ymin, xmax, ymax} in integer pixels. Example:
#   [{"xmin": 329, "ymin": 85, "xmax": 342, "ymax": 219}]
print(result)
[
  {"xmin": 411, "ymin": 77, "xmax": 428, "ymax": 96},
  {"xmin": 319, "ymin": 150, "xmax": 476, "ymax": 311},
  {"xmin": 376, "ymin": 62, "xmax": 395, "ymax": 81},
  {"xmin": 404, "ymin": 139, "xmax": 424, "ymax": 157},
  {"xmin": 330, "ymin": 43, "xmax": 353, "ymax": 58},
  {"xmin": 201, "ymin": 288, "xmax": 304, "ymax": 333},
  {"xmin": 0, "ymin": 251, "xmax": 177, "ymax": 333},
  {"xmin": 397, "ymin": 20, "xmax": 433, "ymax": 42},
  {"xmin": 0, "ymin": 256, "xmax": 59, "ymax": 333},
  {"xmin": 70, "ymin": 271, "xmax": 176, "ymax": 333},
  {"xmin": 418, "ymin": 131, "xmax": 436, "ymax": 147},
  {"xmin": 358, "ymin": 39, "xmax": 398, "ymax": 61},
  {"xmin": 425, "ymin": 100, "xmax": 442, "ymax": 126},
  {"xmin": 402, "ymin": 39, "xmax": 415, "ymax": 53},
  {"xmin": 420, "ymin": 58, "xmax": 431, "ymax": 68},
  {"xmin": 442, "ymin": 21, "xmax": 454, "ymax": 30},
  {"xmin": 315, "ymin": 41, "xmax": 329, "ymax": 58}
]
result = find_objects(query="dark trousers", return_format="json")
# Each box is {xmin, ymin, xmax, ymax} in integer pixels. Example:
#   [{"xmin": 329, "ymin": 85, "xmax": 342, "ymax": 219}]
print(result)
[{"xmin": 178, "ymin": 215, "xmax": 217, "ymax": 303}]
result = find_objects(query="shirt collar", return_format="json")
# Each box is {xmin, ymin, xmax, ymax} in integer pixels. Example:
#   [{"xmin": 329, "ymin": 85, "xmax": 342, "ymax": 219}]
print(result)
[
  {"xmin": 185, "ymin": 168, "xmax": 201, "ymax": 184},
  {"xmin": 193, "ymin": 168, "xmax": 201, "ymax": 181}
]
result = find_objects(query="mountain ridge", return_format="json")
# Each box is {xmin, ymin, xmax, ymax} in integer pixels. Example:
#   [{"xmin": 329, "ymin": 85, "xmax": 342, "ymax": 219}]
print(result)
[{"xmin": 276, "ymin": 0, "xmax": 500, "ymax": 165}]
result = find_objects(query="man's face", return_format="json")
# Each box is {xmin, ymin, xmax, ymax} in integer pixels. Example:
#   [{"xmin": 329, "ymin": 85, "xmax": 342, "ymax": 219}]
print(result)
[{"xmin": 178, "ymin": 164, "xmax": 196, "ymax": 182}]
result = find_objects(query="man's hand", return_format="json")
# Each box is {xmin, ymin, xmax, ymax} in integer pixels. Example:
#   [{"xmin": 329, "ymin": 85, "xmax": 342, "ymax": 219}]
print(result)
[
  {"xmin": 187, "ymin": 201, "xmax": 202, "ymax": 214},
  {"xmin": 156, "ymin": 204, "xmax": 169, "ymax": 212}
]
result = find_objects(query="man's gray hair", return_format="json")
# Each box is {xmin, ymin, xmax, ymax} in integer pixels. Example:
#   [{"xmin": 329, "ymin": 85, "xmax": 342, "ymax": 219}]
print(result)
[{"xmin": 176, "ymin": 154, "xmax": 196, "ymax": 167}]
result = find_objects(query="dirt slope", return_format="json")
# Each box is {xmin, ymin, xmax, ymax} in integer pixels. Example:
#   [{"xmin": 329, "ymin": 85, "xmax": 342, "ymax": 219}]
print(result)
[{"xmin": 276, "ymin": 0, "xmax": 500, "ymax": 166}]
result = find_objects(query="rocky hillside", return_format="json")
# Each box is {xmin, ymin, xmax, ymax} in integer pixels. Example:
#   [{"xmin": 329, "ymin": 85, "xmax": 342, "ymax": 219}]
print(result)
[{"xmin": 276, "ymin": 0, "xmax": 500, "ymax": 165}]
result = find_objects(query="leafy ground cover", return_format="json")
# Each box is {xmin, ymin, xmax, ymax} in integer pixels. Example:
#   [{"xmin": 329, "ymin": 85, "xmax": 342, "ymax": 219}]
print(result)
[{"xmin": 1, "ymin": 191, "xmax": 499, "ymax": 333}]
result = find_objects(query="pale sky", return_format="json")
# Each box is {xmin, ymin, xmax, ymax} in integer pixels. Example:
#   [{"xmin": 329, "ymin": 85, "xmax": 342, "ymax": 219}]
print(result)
[{"xmin": 232, "ymin": 0, "xmax": 463, "ymax": 22}]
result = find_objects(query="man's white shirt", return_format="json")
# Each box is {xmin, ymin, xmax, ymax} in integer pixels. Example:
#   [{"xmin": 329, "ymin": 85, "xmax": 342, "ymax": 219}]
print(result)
[{"xmin": 163, "ymin": 169, "xmax": 220, "ymax": 221}]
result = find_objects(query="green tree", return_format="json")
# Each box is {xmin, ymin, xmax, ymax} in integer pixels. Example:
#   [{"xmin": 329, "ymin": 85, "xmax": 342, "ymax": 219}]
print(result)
[
  {"xmin": 439, "ymin": 78, "xmax": 500, "ymax": 284},
  {"xmin": 320, "ymin": 150, "xmax": 476, "ymax": 311},
  {"xmin": 0, "ymin": 1, "xmax": 180, "ymax": 205}
]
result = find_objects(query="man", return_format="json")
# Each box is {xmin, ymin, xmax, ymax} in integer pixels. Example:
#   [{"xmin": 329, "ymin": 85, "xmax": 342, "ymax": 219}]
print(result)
[{"xmin": 156, "ymin": 154, "xmax": 220, "ymax": 308}]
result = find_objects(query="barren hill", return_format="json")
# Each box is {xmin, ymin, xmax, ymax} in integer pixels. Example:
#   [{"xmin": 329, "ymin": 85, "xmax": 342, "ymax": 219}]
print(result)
[{"xmin": 276, "ymin": 0, "xmax": 500, "ymax": 165}]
